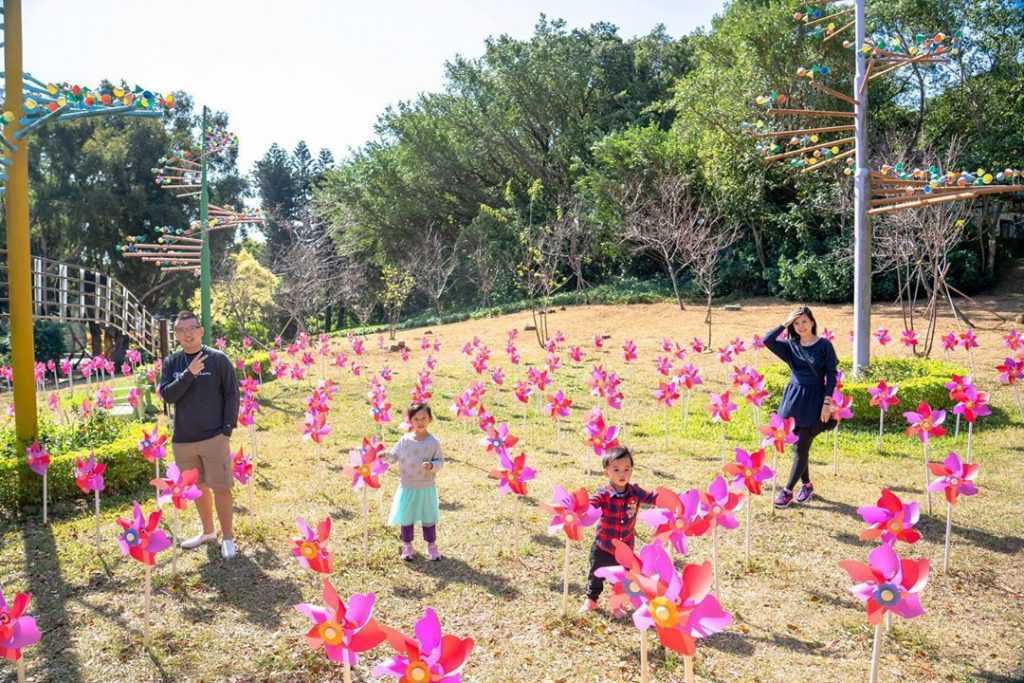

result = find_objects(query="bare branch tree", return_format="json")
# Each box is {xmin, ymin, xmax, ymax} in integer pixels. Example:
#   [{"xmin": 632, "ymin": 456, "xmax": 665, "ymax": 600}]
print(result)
[
  {"xmin": 271, "ymin": 223, "xmax": 349, "ymax": 334},
  {"xmin": 680, "ymin": 201, "xmax": 735, "ymax": 348},
  {"xmin": 406, "ymin": 226, "xmax": 461, "ymax": 319},
  {"xmin": 516, "ymin": 221, "xmax": 570, "ymax": 348},
  {"xmin": 554, "ymin": 194, "xmax": 594, "ymax": 292}
]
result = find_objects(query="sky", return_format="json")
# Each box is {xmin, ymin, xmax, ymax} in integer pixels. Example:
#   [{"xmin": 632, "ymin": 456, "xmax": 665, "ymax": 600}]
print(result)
[{"xmin": 22, "ymin": 1, "xmax": 725, "ymax": 175}]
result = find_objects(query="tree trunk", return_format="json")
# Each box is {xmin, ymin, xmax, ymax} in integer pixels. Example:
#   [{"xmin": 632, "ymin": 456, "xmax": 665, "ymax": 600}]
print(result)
[
  {"xmin": 667, "ymin": 268, "xmax": 685, "ymax": 311},
  {"xmin": 324, "ymin": 305, "xmax": 333, "ymax": 332},
  {"xmin": 704, "ymin": 290, "xmax": 714, "ymax": 348}
]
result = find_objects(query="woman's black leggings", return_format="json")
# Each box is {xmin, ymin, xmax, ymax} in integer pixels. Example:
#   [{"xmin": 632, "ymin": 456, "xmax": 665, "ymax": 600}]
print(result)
[{"xmin": 785, "ymin": 420, "xmax": 833, "ymax": 490}]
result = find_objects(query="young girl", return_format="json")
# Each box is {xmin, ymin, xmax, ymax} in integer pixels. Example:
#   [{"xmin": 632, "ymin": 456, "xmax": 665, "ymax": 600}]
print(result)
[
  {"xmin": 386, "ymin": 403, "xmax": 444, "ymax": 560},
  {"xmin": 763, "ymin": 305, "xmax": 838, "ymax": 508}
]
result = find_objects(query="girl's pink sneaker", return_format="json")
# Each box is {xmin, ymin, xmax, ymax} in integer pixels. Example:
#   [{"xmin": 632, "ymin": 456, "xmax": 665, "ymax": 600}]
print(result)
[{"xmin": 427, "ymin": 543, "xmax": 442, "ymax": 561}]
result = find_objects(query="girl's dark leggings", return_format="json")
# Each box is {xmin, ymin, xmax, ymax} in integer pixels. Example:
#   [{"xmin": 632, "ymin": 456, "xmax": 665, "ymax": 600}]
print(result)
[
  {"xmin": 400, "ymin": 525, "xmax": 436, "ymax": 543},
  {"xmin": 785, "ymin": 420, "xmax": 833, "ymax": 490}
]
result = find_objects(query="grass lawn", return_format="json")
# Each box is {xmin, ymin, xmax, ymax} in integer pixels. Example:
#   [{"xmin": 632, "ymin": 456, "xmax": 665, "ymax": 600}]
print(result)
[{"xmin": 1, "ymin": 299, "xmax": 1022, "ymax": 682}]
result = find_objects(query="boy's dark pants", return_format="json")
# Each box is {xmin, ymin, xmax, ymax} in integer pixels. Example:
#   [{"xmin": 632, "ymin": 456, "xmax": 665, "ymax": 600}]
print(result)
[{"xmin": 586, "ymin": 543, "xmax": 620, "ymax": 600}]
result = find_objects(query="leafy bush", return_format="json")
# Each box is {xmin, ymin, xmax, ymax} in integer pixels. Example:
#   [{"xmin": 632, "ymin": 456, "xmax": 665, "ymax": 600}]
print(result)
[
  {"xmin": 761, "ymin": 357, "xmax": 966, "ymax": 427},
  {"xmin": 776, "ymin": 248, "xmax": 853, "ymax": 304},
  {"xmin": 0, "ymin": 320, "xmax": 69, "ymax": 366}
]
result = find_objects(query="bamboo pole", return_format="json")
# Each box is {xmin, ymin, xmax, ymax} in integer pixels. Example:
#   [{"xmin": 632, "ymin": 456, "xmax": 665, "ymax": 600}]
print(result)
[
  {"xmin": 561, "ymin": 535, "xmax": 571, "ymax": 616},
  {"xmin": 859, "ymin": 59, "xmax": 874, "ymax": 95},
  {"xmin": 763, "ymin": 136, "xmax": 855, "ymax": 162},
  {"xmin": 808, "ymin": 79, "xmax": 859, "ymax": 106},
  {"xmin": 800, "ymin": 148, "xmax": 857, "ymax": 173},
  {"xmin": 639, "ymin": 630, "xmax": 650, "ymax": 683},
  {"xmin": 802, "ymin": 6, "xmax": 854, "ymax": 28},
  {"xmin": 870, "ymin": 184, "xmax": 1021, "ymax": 207},
  {"xmin": 822, "ymin": 19, "xmax": 856, "ymax": 43},
  {"xmin": 767, "ymin": 107, "xmax": 855, "ymax": 119},
  {"xmin": 943, "ymin": 501, "xmax": 952, "ymax": 572},
  {"xmin": 144, "ymin": 565, "xmax": 152, "ymax": 646},
  {"xmin": 753, "ymin": 124, "xmax": 855, "ymax": 138},
  {"xmin": 869, "ymin": 185, "xmax": 1024, "ymax": 215},
  {"xmin": 870, "ymin": 51, "xmax": 944, "ymax": 80},
  {"xmin": 869, "ymin": 623, "xmax": 882, "ymax": 683},
  {"xmin": 685, "ymin": 655, "xmax": 695, "ymax": 683}
]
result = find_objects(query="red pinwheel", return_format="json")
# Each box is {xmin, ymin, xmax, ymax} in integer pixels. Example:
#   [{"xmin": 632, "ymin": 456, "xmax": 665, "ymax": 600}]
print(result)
[
  {"xmin": 151, "ymin": 463, "xmax": 201, "ymax": 510},
  {"xmin": 137, "ymin": 426, "xmax": 168, "ymax": 463},
  {"xmin": 480, "ymin": 422, "xmax": 518, "ymax": 457},
  {"xmin": 874, "ymin": 328, "xmax": 891, "ymax": 346},
  {"xmin": 582, "ymin": 407, "xmax": 621, "ymax": 458},
  {"xmin": 232, "ymin": 448, "xmax": 253, "ymax": 485},
  {"xmin": 74, "ymin": 455, "xmax": 106, "ymax": 494},
  {"xmin": 698, "ymin": 475, "xmax": 742, "ymax": 595},
  {"xmin": 294, "ymin": 580, "xmax": 388, "ymax": 673},
  {"xmin": 724, "ymin": 448, "xmax": 773, "ymax": 497},
  {"xmin": 654, "ymin": 380, "xmax": 680, "ymax": 408},
  {"xmin": 489, "ymin": 451, "xmax": 537, "ymax": 496},
  {"xmin": 839, "ymin": 543, "xmax": 929, "ymax": 625},
  {"xmin": 952, "ymin": 385, "xmax": 990, "ymax": 462},
  {"xmin": 344, "ymin": 437, "xmax": 389, "ymax": 490},
  {"xmin": 293, "ymin": 517, "xmax": 333, "ymax": 574},
  {"xmin": 0, "ymin": 587, "xmax": 41, "ymax": 665},
  {"xmin": 116, "ymin": 502, "xmax": 171, "ymax": 566},
  {"xmin": 900, "ymin": 328, "xmax": 918, "ymax": 350},
  {"xmin": 622, "ymin": 339, "xmax": 638, "ymax": 363},
  {"xmin": 569, "ymin": 345, "xmax": 584, "ymax": 363},
  {"xmin": 544, "ymin": 389, "xmax": 573, "ymax": 421},
  {"xmin": 373, "ymin": 607, "xmax": 474, "ymax": 682},
  {"xmin": 545, "ymin": 486, "xmax": 600, "ymax": 541},
  {"xmin": 904, "ymin": 401, "xmax": 946, "ymax": 515},
  {"xmin": 928, "ymin": 451, "xmax": 980, "ymax": 571},
  {"xmin": 858, "ymin": 489, "xmax": 921, "ymax": 545},
  {"xmin": 707, "ymin": 391, "xmax": 737, "ymax": 423},
  {"xmin": 639, "ymin": 487, "xmax": 702, "ymax": 555}
]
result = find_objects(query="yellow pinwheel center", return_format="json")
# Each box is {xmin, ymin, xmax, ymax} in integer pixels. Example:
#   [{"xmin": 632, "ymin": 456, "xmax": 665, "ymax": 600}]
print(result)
[
  {"xmin": 406, "ymin": 660, "xmax": 430, "ymax": 682},
  {"xmin": 564, "ymin": 513, "xmax": 575, "ymax": 523},
  {"xmin": 745, "ymin": 468, "xmax": 753, "ymax": 477},
  {"xmin": 318, "ymin": 620, "xmax": 343, "ymax": 646},
  {"xmin": 712, "ymin": 505, "xmax": 722, "ymax": 515},
  {"xmin": 950, "ymin": 477, "xmax": 959, "ymax": 486},
  {"xmin": 650, "ymin": 596, "xmax": 679, "ymax": 628},
  {"xmin": 359, "ymin": 465, "xmax": 371, "ymax": 478},
  {"xmin": 629, "ymin": 581, "xmax": 641, "ymax": 594},
  {"xmin": 675, "ymin": 519, "xmax": 686, "ymax": 529},
  {"xmin": 299, "ymin": 541, "xmax": 318, "ymax": 559},
  {"xmin": 889, "ymin": 521, "xmax": 903, "ymax": 532}
]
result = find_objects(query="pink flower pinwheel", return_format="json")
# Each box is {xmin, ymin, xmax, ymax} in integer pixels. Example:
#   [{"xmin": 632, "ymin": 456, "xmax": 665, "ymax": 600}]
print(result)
[
  {"xmin": 639, "ymin": 487, "xmax": 703, "ymax": 555},
  {"xmin": 344, "ymin": 437, "xmax": 389, "ymax": 490},
  {"xmin": 545, "ymin": 352, "xmax": 561, "ymax": 374},
  {"xmin": 569, "ymin": 345, "xmax": 584, "ymax": 363},
  {"xmin": 0, "ymin": 587, "xmax": 41, "ymax": 662},
  {"xmin": 151, "ymin": 463, "xmax": 201, "ymax": 509},
  {"xmin": 544, "ymin": 390, "xmax": 573, "ymax": 421},
  {"xmin": 944, "ymin": 374, "xmax": 971, "ymax": 402},
  {"xmin": 293, "ymin": 517, "xmax": 333, "ymax": 574},
  {"xmin": 304, "ymin": 411, "xmax": 332, "ymax": 444},
  {"xmin": 95, "ymin": 385, "xmax": 114, "ymax": 410},
  {"xmin": 232, "ymin": 448, "xmax": 253, "ymax": 485},
  {"xmin": 838, "ymin": 543, "xmax": 929, "ymax": 625},
  {"xmin": 294, "ymin": 580, "xmax": 388, "ymax": 666},
  {"xmin": 480, "ymin": 422, "xmax": 518, "ymax": 457},
  {"xmin": 47, "ymin": 392, "xmax": 60, "ymax": 413},
  {"xmin": 215, "ymin": 337, "xmax": 227, "ymax": 350},
  {"xmin": 706, "ymin": 391, "xmax": 737, "ymax": 424},
  {"xmin": 138, "ymin": 427, "xmax": 168, "ymax": 463},
  {"xmin": 751, "ymin": 334, "xmax": 765, "ymax": 351},
  {"xmin": 489, "ymin": 368, "xmax": 505, "ymax": 386},
  {"xmin": 858, "ymin": 489, "xmax": 921, "ymax": 545},
  {"xmin": 513, "ymin": 380, "xmax": 533, "ymax": 405},
  {"xmin": 760, "ymin": 413, "xmax": 797, "ymax": 454},
  {"xmin": 690, "ymin": 337, "xmax": 705, "ymax": 353},
  {"xmin": 583, "ymin": 408, "xmax": 621, "ymax": 457},
  {"xmin": 716, "ymin": 347, "xmax": 733, "ymax": 365},
  {"xmin": 25, "ymin": 442, "xmax": 49, "ymax": 476},
  {"xmin": 874, "ymin": 328, "xmax": 891, "ymax": 346},
  {"xmin": 903, "ymin": 402, "xmax": 946, "ymax": 443},
  {"xmin": 654, "ymin": 381, "xmax": 680, "ymax": 408},
  {"xmin": 74, "ymin": 455, "xmax": 106, "ymax": 494},
  {"xmin": 369, "ymin": 397, "xmax": 392, "ymax": 425},
  {"xmin": 901, "ymin": 329, "xmax": 918, "ymax": 348},
  {"xmin": 927, "ymin": 452, "xmax": 979, "ymax": 504},
  {"xmin": 830, "ymin": 390, "xmax": 853, "ymax": 422},
  {"xmin": 868, "ymin": 381, "xmax": 900, "ymax": 412},
  {"xmin": 821, "ymin": 328, "xmax": 834, "ymax": 342},
  {"xmin": 351, "ymin": 337, "xmax": 366, "ymax": 356},
  {"xmin": 127, "ymin": 387, "xmax": 141, "ymax": 410},
  {"xmin": 490, "ymin": 451, "xmax": 537, "ymax": 496},
  {"xmin": 1003, "ymin": 328, "xmax": 1022, "ymax": 352},
  {"xmin": 996, "ymin": 357, "xmax": 1023, "ymax": 385},
  {"xmin": 655, "ymin": 356, "xmax": 673, "ymax": 377},
  {"xmin": 115, "ymin": 502, "xmax": 171, "ymax": 566},
  {"xmin": 622, "ymin": 339, "xmax": 638, "ymax": 363},
  {"xmin": 723, "ymin": 448, "xmax": 774, "ymax": 496},
  {"xmin": 698, "ymin": 476, "xmax": 742, "ymax": 531},
  {"xmin": 528, "ymin": 368, "xmax": 551, "ymax": 392},
  {"xmin": 544, "ymin": 486, "xmax": 600, "ymax": 541},
  {"xmin": 959, "ymin": 328, "xmax": 978, "ymax": 351},
  {"xmin": 593, "ymin": 334, "xmax": 605, "ymax": 350},
  {"xmin": 952, "ymin": 386, "xmax": 990, "ymax": 424},
  {"xmin": 674, "ymin": 364, "xmax": 703, "ymax": 390},
  {"xmin": 373, "ymin": 607, "xmax": 474, "ymax": 683},
  {"xmin": 940, "ymin": 332, "xmax": 958, "ymax": 352},
  {"xmin": 729, "ymin": 337, "xmax": 746, "ymax": 355}
]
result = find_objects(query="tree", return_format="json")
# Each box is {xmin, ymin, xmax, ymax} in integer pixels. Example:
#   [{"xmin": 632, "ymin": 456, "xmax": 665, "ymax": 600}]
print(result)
[
  {"xmin": 406, "ymin": 227, "xmax": 461, "ymax": 319},
  {"xmin": 191, "ymin": 250, "xmax": 278, "ymax": 342},
  {"xmin": 680, "ymin": 203, "xmax": 735, "ymax": 348},
  {"xmin": 270, "ymin": 226, "xmax": 347, "ymax": 334},
  {"xmin": 379, "ymin": 262, "xmax": 416, "ymax": 339}
]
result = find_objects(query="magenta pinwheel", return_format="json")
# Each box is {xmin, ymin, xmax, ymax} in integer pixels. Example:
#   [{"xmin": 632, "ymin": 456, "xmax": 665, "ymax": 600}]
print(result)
[
  {"xmin": 927, "ymin": 452, "xmax": 979, "ymax": 505},
  {"xmin": 489, "ymin": 368, "xmax": 505, "ymax": 385},
  {"xmin": 151, "ymin": 463, "xmax": 201, "ymax": 510},
  {"xmin": 953, "ymin": 385, "xmax": 990, "ymax": 463},
  {"xmin": 489, "ymin": 451, "xmax": 536, "ymax": 496},
  {"xmin": 904, "ymin": 402, "xmax": 946, "ymax": 443},
  {"xmin": 0, "ymin": 587, "xmax": 41, "ymax": 662},
  {"xmin": 654, "ymin": 381, "xmax": 680, "ymax": 408},
  {"xmin": 74, "ymin": 455, "xmax": 106, "ymax": 494},
  {"xmin": 622, "ymin": 339, "xmax": 638, "ymax": 363},
  {"xmin": 294, "ymin": 580, "xmax": 388, "ymax": 666},
  {"xmin": 858, "ymin": 489, "xmax": 921, "ymax": 545},
  {"xmin": 137, "ymin": 427, "xmax": 168, "ymax": 463},
  {"xmin": 373, "ymin": 607, "xmax": 474, "ymax": 682},
  {"xmin": 959, "ymin": 328, "xmax": 978, "ymax": 351},
  {"xmin": 480, "ymin": 423, "xmax": 518, "ymax": 457},
  {"xmin": 900, "ymin": 329, "xmax": 919, "ymax": 349},
  {"xmin": 868, "ymin": 380, "xmax": 900, "ymax": 412},
  {"xmin": 874, "ymin": 328, "xmax": 891, "ymax": 346},
  {"xmin": 831, "ymin": 390, "xmax": 853, "ymax": 422},
  {"xmin": 760, "ymin": 413, "xmax": 797, "ymax": 454},
  {"xmin": 706, "ymin": 391, "xmax": 737, "ymax": 423},
  {"xmin": 232, "ymin": 448, "xmax": 253, "ymax": 485},
  {"xmin": 115, "ymin": 502, "xmax": 171, "ymax": 566},
  {"xmin": 569, "ymin": 345, "xmax": 584, "ymax": 363},
  {"xmin": 655, "ymin": 355, "xmax": 673, "ymax": 376},
  {"xmin": 699, "ymin": 476, "xmax": 742, "ymax": 532},
  {"xmin": 545, "ymin": 352, "xmax": 561, "ymax": 373},
  {"xmin": 941, "ymin": 331, "xmax": 958, "ymax": 353},
  {"xmin": 343, "ymin": 437, "xmax": 389, "ymax": 490},
  {"xmin": 583, "ymin": 408, "xmax": 621, "ymax": 457},
  {"xmin": 528, "ymin": 367, "xmax": 551, "ymax": 392},
  {"xmin": 544, "ymin": 390, "xmax": 573, "ymax": 420},
  {"xmin": 638, "ymin": 487, "xmax": 702, "ymax": 555},
  {"xmin": 674, "ymin": 364, "xmax": 702, "ymax": 391},
  {"xmin": 838, "ymin": 543, "xmax": 929, "ymax": 625},
  {"xmin": 545, "ymin": 486, "xmax": 600, "ymax": 541},
  {"xmin": 293, "ymin": 517, "xmax": 333, "ymax": 574},
  {"xmin": 304, "ymin": 411, "xmax": 332, "ymax": 444},
  {"xmin": 723, "ymin": 448, "xmax": 773, "ymax": 496},
  {"xmin": 25, "ymin": 442, "xmax": 49, "ymax": 476}
]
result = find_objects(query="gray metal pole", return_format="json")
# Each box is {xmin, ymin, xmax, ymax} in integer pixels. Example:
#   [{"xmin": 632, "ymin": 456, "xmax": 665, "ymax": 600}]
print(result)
[{"xmin": 852, "ymin": 0, "xmax": 872, "ymax": 375}]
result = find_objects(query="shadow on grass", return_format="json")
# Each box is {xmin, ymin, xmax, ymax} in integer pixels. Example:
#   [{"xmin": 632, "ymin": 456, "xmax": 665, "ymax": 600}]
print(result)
[
  {"xmin": 439, "ymin": 500, "xmax": 464, "ymax": 512},
  {"xmin": 917, "ymin": 513, "xmax": 1024, "ymax": 556},
  {"xmin": 20, "ymin": 520, "xmax": 85, "ymax": 683},
  {"xmin": 972, "ymin": 666, "xmax": 1024, "ymax": 682},
  {"xmin": 805, "ymin": 587, "xmax": 860, "ymax": 611},
  {"xmin": 530, "ymin": 533, "xmax": 562, "ymax": 549},
  {"xmin": 805, "ymin": 494, "xmax": 863, "ymax": 524},
  {"xmin": 407, "ymin": 555, "xmax": 519, "ymax": 599}
]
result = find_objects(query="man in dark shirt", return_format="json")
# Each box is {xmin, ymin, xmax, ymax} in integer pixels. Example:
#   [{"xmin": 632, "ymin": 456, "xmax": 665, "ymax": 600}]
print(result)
[{"xmin": 159, "ymin": 311, "xmax": 240, "ymax": 559}]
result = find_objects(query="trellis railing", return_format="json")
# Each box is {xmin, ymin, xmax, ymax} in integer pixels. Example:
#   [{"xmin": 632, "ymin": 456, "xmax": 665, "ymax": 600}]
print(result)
[{"xmin": 0, "ymin": 250, "xmax": 168, "ymax": 357}]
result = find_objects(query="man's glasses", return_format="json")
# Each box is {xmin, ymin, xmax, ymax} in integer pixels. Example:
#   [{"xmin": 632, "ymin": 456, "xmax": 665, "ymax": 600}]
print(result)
[{"xmin": 174, "ymin": 326, "xmax": 201, "ymax": 334}]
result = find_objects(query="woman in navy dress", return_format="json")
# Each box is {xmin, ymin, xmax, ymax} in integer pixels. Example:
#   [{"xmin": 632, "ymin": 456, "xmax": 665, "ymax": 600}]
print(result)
[{"xmin": 763, "ymin": 306, "xmax": 838, "ymax": 507}]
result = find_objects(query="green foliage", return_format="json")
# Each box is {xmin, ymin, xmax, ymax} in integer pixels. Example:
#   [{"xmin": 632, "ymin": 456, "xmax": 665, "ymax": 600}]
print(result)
[
  {"xmin": 776, "ymin": 247, "xmax": 854, "ymax": 303},
  {"xmin": 761, "ymin": 358, "xmax": 966, "ymax": 427},
  {"xmin": 0, "ymin": 320, "xmax": 68, "ymax": 365},
  {"xmin": 192, "ymin": 250, "xmax": 279, "ymax": 343}
]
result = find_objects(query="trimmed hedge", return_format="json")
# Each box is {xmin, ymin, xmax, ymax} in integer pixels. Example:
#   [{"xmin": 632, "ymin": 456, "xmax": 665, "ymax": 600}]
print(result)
[
  {"xmin": 762, "ymin": 358, "xmax": 966, "ymax": 427},
  {"xmin": 0, "ymin": 417, "xmax": 153, "ymax": 511}
]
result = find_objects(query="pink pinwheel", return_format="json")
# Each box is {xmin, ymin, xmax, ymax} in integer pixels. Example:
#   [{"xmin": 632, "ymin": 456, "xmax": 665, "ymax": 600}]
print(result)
[
  {"xmin": 475, "ymin": 405, "xmax": 495, "ymax": 432},
  {"xmin": 545, "ymin": 485, "xmax": 600, "ymax": 541},
  {"xmin": 293, "ymin": 517, "xmax": 333, "ymax": 574},
  {"xmin": 545, "ymin": 352, "xmax": 562, "ymax": 373},
  {"xmin": 944, "ymin": 374, "xmax": 971, "ymax": 402},
  {"xmin": 480, "ymin": 422, "xmax": 519, "ymax": 457},
  {"xmin": 821, "ymin": 328, "xmax": 834, "ymax": 342},
  {"xmin": 729, "ymin": 337, "xmax": 746, "ymax": 355},
  {"xmin": 674, "ymin": 363, "xmax": 703, "ymax": 390},
  {"xmin": 351, "ymin": 337, "xmax": 366, "ymax": 356},
  {"xmin": 724, "ymin": 448, "xmax": 773, "ymax": 496},
  {"xmin": 996, "ymin": 357, "xmax": 1024, "ymax": 385},
  {"xmin": 716, "ymin": 347, "xmax": 733, "ymax": 365},
  {"xmin": 470, "ymin": 353, "xmax": 488, "ymax": 375},
  {"xmin": 451, "ymin": 392, "xmax": 476, "ymax": 419},
  {"xmin": 952, "ymin": 386, "xmax": 990, "ymax": 424},
  {"xmin": 304, "ymin": 411, "xmax": 332, "ymax": 444},
  {"xmin": 874, "ymin": 328, "xmax": 891, "ymax": 346},
  {"xmin": 121, "ymin": 361, "xmax": 133, "ymax": 376},
  {"xmin": 294, "ymin": 580, "xmax": 388, "ymax": 667},
  {"xmin": 333, "ymin": 352, "xmax": 349, "ymax": 369},
  {"xmin": 622, "ymin": 339, "xmax": 638, "ymax": 363},
  {"xmin": 46, "ymin": 392, "xmax": 60, "ymax": 414},
  {"xmin": 761, "ymin": 413, "xmax": 797, "ymax": 454},
  {"xmin": 690, "ymin": 337, "xmax": 705, "ymax": 353},
  {"xmin": 399, "ymin": 347, "xmax": 410, "ymax": 362},
  {"xmin": 655, "ymin": 356, "xmax": 673, "ymax": 377},
  {"xmin": 74, "ymin": 455, "xmax": 106, "ymax": 493},
  {"xmin": 0, "ymin": 587, "xmax": 41, "ymax": 663},
  {"xmin": 603, "ymin": 372, "xmax": 624, "ymax": 410},
  {"xmin": 215, "ymin": 337, "xmax": 227, "ymax": 350},
  {"xmin": 593, "ymin": 334, "xmax": 605, "ymax": 350},
  {"xmin": 706, "ymin": 391, "xmax": 737, "ymax": 423},
  {"xmin": 373, "ymin": 607, "xmax": 474, "ymax": 683},
  {"xmin": 506, "ymin": 344, "xmax": 520, "ymax": 365},
  {"xmin": 831, "ymin": 389, "xmax": 854, "ymax": 421},
  {"xmin": 232, "ymin": 448, "xmax": 253, "ymax": 485},
  {"xmin": 528, "ymin": 368, "xmax": 551, "ymax": 392},
  {"xmin": 489, "ymin": 368, "xmax": 505, "ymax": 385},
  {"xmin": 903, "ymin": 402, "xmax": 946, "ymax": 443},
  {"xmin": 379, "ymin": 366, "xmax": 393, "ymax": 383},
  {"xmin": 544, "ymin": 390, "xmax": 573, "ymax": 421},
  {"xmin": 838, "ymin": 543, "xmax": 929, "ymax": 625},
  {"xmin": 654, "ymin": 381, "xmax": 680, "ymax": 408},
  {"xmin": 959, "ymin": 328, "xmax": 978, "ymax": 351},
  {"xmin": 639, "ymin": 487, "xmax": 702, "ymax": 555},
  {"xmin": 1003, "ymin": 328, "xmax": 1022, "ymax": 352},
  {"xmin": 928, "ymin": 452, "xmax": 979, "ymax": 505},
  {"xmin": 941, "ymin": 331, "xmax": 958, "ymax": 353},
  {"xmin": 370, "ymin": 397, "xmax": 392, "ymax": 426},
  {"xmin": 868, "ymin": 380, "xmax": 900, "ymax": 436},
  {"xmin": 59, "ymin": 358, "xmax": 72, "ymax": 378},
  {"xmin": 116, "ymin": 502, "xmax": 171, "ymax": 566},
  {"xmin": 901, "ymin": 328, "xmax": 919, "ymax": 350},
  {"xmin": 583, "ymin": 408, "xmax": 621, "ymax": 457},
  {"xmin": 513, "ymin": 380, "xmax": 533, "ymax": 405},
  {"xmin": 569, "ymin": 345, "xmax": 584, "ymax": 363},
  {"xmin": 152, "ymin": 463, "xmax": 201, "ymax": 509},
  {"xmin": 698, "ymin": 476, "xmax": 742, "ymax": 533},
  {"xmin": 344, "ymin": 437, "xmax": 389, "ymax": 490},
  {"xmin": 95, "ymin": 385, "xmax": 114, "ymax": 410},
  {"xmin": 490, "ymin": 451, "xmax": 537, "ymax": 496},
  {"xmin": 25, "ymin": 442, "xmax": 49, "ymax": 476},
  {"xmin": 858, "ymin": 489, "xmax": 921, "ymax": 545}
]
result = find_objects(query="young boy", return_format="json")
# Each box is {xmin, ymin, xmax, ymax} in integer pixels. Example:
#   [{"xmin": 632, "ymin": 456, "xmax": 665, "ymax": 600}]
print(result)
[{"xmin": 580, "ymin": 446, "xmax": 656, "ymax": 615}]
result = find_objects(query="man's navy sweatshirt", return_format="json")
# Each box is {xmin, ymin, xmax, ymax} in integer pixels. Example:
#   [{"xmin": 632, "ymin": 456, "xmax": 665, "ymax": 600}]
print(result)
[{"xmin": 159, "ymin": 345, "xmax": 240, "ymax": 443}]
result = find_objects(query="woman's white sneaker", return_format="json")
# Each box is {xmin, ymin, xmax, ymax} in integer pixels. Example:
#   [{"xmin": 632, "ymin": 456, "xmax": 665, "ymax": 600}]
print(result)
[
  {"xmin": 180, "ymin": 532, "xmax": 217, "ymax": 549},
  {"xmin": 220, "ymin": 539, "xmax": 237, "ymax": 559}
]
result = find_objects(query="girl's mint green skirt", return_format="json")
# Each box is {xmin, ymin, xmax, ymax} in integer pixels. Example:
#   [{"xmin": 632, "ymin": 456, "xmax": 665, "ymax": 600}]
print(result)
[{"xmin": 388, "ymin": 485, "xmax": 440, "ymax": 526}]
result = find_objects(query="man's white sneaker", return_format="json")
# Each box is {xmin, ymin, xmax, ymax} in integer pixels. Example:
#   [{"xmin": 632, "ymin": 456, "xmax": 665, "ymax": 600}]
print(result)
[
  {"xmin": 221, "ymin": 539, "xmax": 237, "ymax": 559},
  {"xmin": 180, "ymin": 532, "xmax": 217, "ymax": 550}
]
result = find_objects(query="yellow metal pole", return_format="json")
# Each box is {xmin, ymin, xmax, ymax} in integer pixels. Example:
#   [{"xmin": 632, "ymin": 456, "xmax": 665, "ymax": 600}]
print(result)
[{"xmin": 3, "ymin": 0, "xmax": 39, "ymax": 442}]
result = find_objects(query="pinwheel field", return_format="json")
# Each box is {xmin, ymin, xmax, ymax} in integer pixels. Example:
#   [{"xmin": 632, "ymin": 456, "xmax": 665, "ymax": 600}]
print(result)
[{"xmin": 2, "ymin": 300, "xmax": 1022, "ymax": 682}]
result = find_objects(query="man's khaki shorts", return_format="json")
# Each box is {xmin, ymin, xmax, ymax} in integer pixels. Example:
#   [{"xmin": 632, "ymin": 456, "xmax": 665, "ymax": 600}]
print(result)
[{"xmin": 172, "ymin": 434, "xmax": 233, "ymax": 491}]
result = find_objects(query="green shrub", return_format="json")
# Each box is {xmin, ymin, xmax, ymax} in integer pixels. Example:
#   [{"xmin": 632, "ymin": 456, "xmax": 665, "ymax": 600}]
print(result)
[
  {"xmin": 761, "ymin": 357, "xmax": 966, "ymax": 427},
  {"xmin": 776, "ymin": 248, "xmax": 853, "ymax": 304}
]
